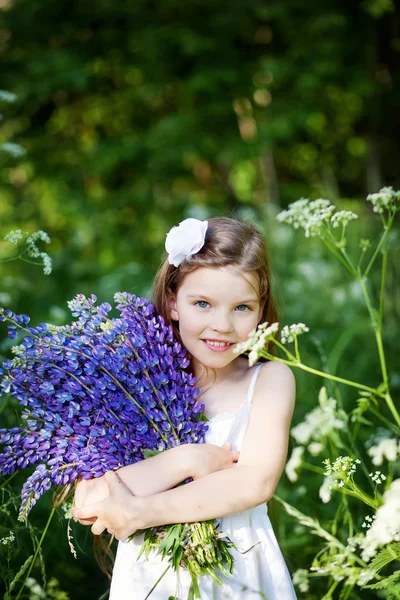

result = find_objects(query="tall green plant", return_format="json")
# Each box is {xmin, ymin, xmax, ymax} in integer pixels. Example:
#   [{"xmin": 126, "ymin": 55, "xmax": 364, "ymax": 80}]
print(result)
[{"xmin": 234, "ymin": 187, "xmax": 400, "ymax": 598}]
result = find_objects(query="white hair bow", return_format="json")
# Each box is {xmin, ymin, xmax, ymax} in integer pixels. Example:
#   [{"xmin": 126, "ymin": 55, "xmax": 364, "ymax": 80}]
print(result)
[{"xmin": 165, "ymin": 218, "xmax": 208, "ymax": 267}]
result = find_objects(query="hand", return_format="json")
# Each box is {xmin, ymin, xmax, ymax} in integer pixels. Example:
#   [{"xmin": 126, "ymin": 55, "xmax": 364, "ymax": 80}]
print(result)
[
  {"xmin": 191, "ymin": 441, "xmax": 239, "ymax": 480},
  {"xmin": 74, "ymin": 475, "xmax": 109, "ymax": 526},
  {"xmin": 72, "ymin": 470, "xmax": 145, "ymax": 540}
]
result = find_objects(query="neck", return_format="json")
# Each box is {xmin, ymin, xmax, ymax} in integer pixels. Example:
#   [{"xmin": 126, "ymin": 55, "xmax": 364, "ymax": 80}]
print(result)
[{"xmin": 192, "ymin": 357, "xmax": 245, "ymax": 389}]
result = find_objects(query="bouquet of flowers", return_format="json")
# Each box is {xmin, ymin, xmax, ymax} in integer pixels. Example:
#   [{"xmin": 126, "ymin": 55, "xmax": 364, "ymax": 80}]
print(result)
[{"xmin": 0, "ymin": 292, "xmax": 235, "ymax": 597}]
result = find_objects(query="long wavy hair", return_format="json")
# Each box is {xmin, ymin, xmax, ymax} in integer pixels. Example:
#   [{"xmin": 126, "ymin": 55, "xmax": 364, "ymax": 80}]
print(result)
[{"xmin": 152, "ymin": 216, "xmax": 279, "ymax": 383}]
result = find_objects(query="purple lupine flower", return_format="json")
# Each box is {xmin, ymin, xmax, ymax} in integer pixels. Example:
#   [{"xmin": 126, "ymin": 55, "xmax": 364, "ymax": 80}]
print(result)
[{"xmin": 0, "ymin": 293, "xmax": 207, "ymax": 520}]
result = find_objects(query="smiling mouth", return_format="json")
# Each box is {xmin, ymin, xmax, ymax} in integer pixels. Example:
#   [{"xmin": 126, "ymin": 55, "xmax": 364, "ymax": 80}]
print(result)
[{"xmin": 202, "ymin": 339, "xmax": 235, "ymax": 349}]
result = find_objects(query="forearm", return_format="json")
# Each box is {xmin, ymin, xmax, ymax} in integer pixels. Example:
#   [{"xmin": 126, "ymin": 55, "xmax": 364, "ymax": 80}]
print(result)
[
  {"xmin": 117, "ymin": 444, "xmax": 192, "ymax": 496},
  {"xmin": 139, "ymin": 466, "xmax": 273, "ymax": 528}
]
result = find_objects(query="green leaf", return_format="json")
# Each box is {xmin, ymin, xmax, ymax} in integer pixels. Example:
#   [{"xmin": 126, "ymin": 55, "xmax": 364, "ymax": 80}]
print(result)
[
  {"xmin": 4, "ymin": 555, "xmax": 33, "ymax": 599},
  {"xmin": 368, "ymin": 543, "xmax": 400, "ymax": 573},
  {"xmin": 364, "ymin": 570, "xmax": 400, "ymax": 590},
  {"xmin": 143, "ymin": 449, "xmax": 162, "ymax": 459}
]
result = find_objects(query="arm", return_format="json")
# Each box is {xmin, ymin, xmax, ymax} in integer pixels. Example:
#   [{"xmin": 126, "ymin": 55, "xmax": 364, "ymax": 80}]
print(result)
[
  {"xmin": 74, "ymin": 442, "xmax": 238, "ymax": 518},
  {"xmin": 73, "ymin": 362, "xmax": 296, "ymax": 538},
  {"xmin": 140, "ymin": 362, "xmax": 296, "ymax": 526}
]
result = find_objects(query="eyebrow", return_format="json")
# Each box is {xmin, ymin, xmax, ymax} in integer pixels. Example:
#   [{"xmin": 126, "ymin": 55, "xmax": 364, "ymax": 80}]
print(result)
[{"xmin": 187, "ymin": 294, "xmax": 259, "ymax": 303}]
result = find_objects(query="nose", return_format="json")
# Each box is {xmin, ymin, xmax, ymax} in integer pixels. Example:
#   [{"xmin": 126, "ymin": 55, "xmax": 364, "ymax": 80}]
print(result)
[{"xmin": 210, "ymin": 309, "xmax": 234, "ymax": 333}]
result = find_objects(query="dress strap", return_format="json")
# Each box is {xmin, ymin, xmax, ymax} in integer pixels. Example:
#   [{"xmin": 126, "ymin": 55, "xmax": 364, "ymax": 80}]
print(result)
[{"xmin": 245, "ymin": 363, "xmax": 263, "ymax": 405}]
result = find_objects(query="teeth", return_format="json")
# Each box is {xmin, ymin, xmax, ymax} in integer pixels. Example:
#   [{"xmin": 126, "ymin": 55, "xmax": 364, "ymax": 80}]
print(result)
[{"xmin": 206, "ymin": 340, "xmax": 231, "ymax": 347}]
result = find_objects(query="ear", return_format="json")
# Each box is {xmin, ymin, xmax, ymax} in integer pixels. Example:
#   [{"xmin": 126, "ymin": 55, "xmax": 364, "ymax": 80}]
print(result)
[{"xmin": 168, "ymin": 295, "xmax": 179, "ymax": 321}]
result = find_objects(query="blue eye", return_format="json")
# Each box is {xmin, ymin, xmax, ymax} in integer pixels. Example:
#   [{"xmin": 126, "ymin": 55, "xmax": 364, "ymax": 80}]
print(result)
[
  {"xmin": 236, "ymin": 305, "xmax": 251, "ymax": 312},
  {"xmin": 195, "ymin": 301, "xmax": 210, "ymax": 309}
]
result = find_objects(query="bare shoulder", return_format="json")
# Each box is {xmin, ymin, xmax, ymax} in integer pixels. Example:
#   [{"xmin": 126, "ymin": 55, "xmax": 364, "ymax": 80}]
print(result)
[
  {"xmin": 258, "ymin": 360, "xmax": 295, "ymax": 385},
  {"xmin": 254, "ymin": 361, "xmax": 296, "ymax": 414}
]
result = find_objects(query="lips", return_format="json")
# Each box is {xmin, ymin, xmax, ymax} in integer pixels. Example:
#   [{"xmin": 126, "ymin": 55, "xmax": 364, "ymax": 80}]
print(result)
[{"xmin": 201, "ymin": 339, "xmax": 235, "ymax": 353}]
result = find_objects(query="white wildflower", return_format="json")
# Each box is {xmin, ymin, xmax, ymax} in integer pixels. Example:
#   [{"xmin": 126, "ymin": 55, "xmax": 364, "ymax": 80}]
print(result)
[
  {"xmin": 361, "ymin": 515, "xmax": 374, "ymax": 529},
  {"xmin": 356, "ymin": 569, "xmax": 375, "ymax": 586},
  {"xmin": 361, "ymin": 479, "xmax": 400, "ymax": 561},
  {"xmin": 319, "ymin": 476, "xmax": 335, "ymax": 503},
  {"xmin": 290, "ymin": 387, "xmax": 347, "ymax": 445},
  {"xmin": 323, "ymin": 456, "xmax": 361, "ymax": 485},
  {"xmin": 367, "ymin": 437, "xmax": 399, "ymax": 466},
  {"xmin": 248, "ymin": 349, "xmax": 258, "ymax": 367},
  {"xmin": 233, "ymin": 322, "xmax": 279, "ymax": 360},
  {"xmin": 0, "ymin": 531, "xmax": 15, "ymax": 544},
  {"xmin": 331, "ymin": 210, "xmax": 358, "ymax": 228},
  {"xmin": 308, "ymin": 441, "xmax": 324, "ymax": 456},
  {"xmin": 40, "ymin": 252, "xmax": 52, "ymax": 275},
  {"xmin": 280, "ymin": 322, "xmax": 309, "ymax": 344},
  {"xmin": 276, "ymin": 197, "xmax": 336, "ymax": 237},
  {"xmin": 285, "ymin": 446, "xmax": 304, "ymax": 482},
  {"xmin": 368, "ymin": 470, "xmax": 387, "ymax": 485},
  {"xmin": 25, "ymin": 577, "xmax": 46, "ymax": 599},
  {"xmin": 366, "ymin": 186, "xmax": 400, "ymax": 214},
  {"xmin": 4, "ymin": 229, "xmax": 23, "ymax": 245},
  {"xmin": 292, "ymin": 568, "xmax": 309, "ymax": 593}
]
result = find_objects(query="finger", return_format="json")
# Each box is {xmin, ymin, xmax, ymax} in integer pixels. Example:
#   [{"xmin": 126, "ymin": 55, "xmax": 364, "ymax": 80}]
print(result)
[
  {"xmin": 232, "ymin": 451, "xmax": 240, "ymax": 462},
  {"xmin": 103, "ymin": 469, "xmax": 123, "ymax": 490},
  {"xmin": 222, "ymin": 441, "xmax": 232, "ymax": 450},
  {"xmin": 72, "ymin": 503, "xmax": 101, "ymax": 521},
  {"xmin": 91, "ymin": 519, "xmax": 106, "ymax": 536},
  {"xmin": 78, "ymin": 517, "xmax": 97, "ymax": 526}
]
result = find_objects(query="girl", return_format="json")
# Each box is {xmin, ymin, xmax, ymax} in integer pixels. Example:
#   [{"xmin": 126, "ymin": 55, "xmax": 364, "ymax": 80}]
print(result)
[{"xmin": 73, "ymin": 216, "xmax": 297, "ymax": 599}]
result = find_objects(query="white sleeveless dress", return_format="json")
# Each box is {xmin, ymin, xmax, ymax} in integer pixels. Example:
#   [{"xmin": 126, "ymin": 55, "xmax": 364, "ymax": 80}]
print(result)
[{"xmin": 109, "ymin": 364, "xmax": 297, "ymax": 600}]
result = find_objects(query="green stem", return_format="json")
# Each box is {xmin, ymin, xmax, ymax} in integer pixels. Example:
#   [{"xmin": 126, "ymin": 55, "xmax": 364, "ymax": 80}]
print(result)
[
  {"xmin": 263, "ymin": 349, "xmax": 381, "ymax": 396},
  {"xmin": 0, "ymin": 472, "xmax": 18, "ymax": 489},
  {"xmin": 336, "ymin": 486, "xmax": 379, "ymax": 510},
  {"xmin": 340, "ymin": 247, "xmax": 358, "ymax": 275},
  {"xmin": 143, "ymin": 565, "xmax": 171, "ymax": 600},
  {"xmin": 293, "ymin": 336, "xmax": 300, "ymax": 361},
  {"xmin": 363, "ymin": 218, "xmax": 391, "ymax": 278},
  {"xmin": 379, "ymin": 250, "xmax": 387, "ymax": 325},
  {"xmin": 368, "ymin": 404, "xmax": 400, "ymax": 434},
  {"xmin": 15, "ymin": 507, "xmax": 56, "ymax": 600},
  {"xmin": 321, "ymin": 237, "xmax": 355, "ymax": 276},
  {"xmin": 354, "ymin": 278, "xmax": 400, "ymax": 427},
  {"xmin": 302, "ymin": 461, "xmax": 325, "ymax": 475},
  {"xmin": 272, "ymin": 338, "xmax": 296, "ymax": 361}
]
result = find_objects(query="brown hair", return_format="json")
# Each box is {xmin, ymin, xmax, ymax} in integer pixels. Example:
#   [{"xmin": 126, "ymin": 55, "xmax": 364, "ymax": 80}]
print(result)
[{"xmin": 152, "ymin": 216, "xmax": 279, "ymax": 370}]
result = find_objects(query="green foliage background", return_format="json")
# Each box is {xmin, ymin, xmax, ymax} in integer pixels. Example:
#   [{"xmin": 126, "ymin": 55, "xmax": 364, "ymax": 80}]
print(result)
[{"xmin": 0, "ymin": 0, "xmax": 399, "ymax": 598}]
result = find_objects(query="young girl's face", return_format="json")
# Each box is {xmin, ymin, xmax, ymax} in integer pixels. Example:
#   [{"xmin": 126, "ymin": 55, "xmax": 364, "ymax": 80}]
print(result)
[{"xmin": 169, "ymin": 266, "xmax": 263, "ymax": 375}]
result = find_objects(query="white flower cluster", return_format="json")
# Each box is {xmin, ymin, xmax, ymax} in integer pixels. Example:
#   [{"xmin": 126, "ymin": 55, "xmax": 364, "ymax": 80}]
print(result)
[
  {"xmin": 4, "ymin": 229, "xmax": 52, "ymax": 275},
  {"xmin": 309, "ymin": 551, "xmax": 375, "ymax": 587},
  {"xmin": 290, "ymin": 387, "xmax": 347, "ymax": 446},
  {"xmin": 280, "ymin": 323, "xmax": 309, "ymax": 344},
  {"xmin": 0, "ymin": 531, "xmax": 15, "ymax": 545},
  {"xmin": 360, "ymin": 479, "xmax": 400, "ymax": 561},
  {"xmin": 233, "ymin": 321, "xmax": 279, "ymax": 366},
  {"xmin": 4, "ymin": 229, "xmax": 23, "ymax": 245},
  {"xmin": 25, "ymin": 577, "xmax": 46, "ymax": 600},
  {"xmin": 368, "ymin": 470, "xmax": 387, "ymax": 485},
  {"xmin": 367, "ymin": 437, "xmax": 400, "ymax": 466},
  {"xmin": 319, "ymin": 475, "xmax": 335, "ymax": 503},
  {"xmin": 323, "ymin": 456, "xmax": 361, "ymax": 488},
  {"xmin": 285, "ymin": 446, "xmax": 304, "ymax": 482},
  {"xmin": 277, "ymin": 198, "xmax": 336, "ymax": 238},
  {"xmin": 361, "ymin": 515, "xmax": 374, "ymax": 530},
  {"xmin": 292, "ymin": 568, "xmax": 309, "ymax": 593},
  {"xmin": 331, "ymin": 210, "xmax": 358, "ymax": 228},
  {"xmin": 366, "ymin": 186, "xmax": 400, "ymax": 214}
]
